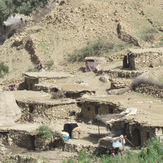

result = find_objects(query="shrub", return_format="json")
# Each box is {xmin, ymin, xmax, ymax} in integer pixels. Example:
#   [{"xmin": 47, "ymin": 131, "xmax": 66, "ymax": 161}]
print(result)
[
  {"xmin": 45, "ymin": 60, "xmax": 54, "ymax": 70},
  {"xmin": 141, "ymin": 28, "xmax": 158, "ymax": 43},
  {"xmin": 68, "ymin": 38, "xmax": 115, "ymax": 62},
  {"xmin": 0, "ymin": 62, "xmax": 9, "ymax": 78},
  {"xmin": 38, "ymin": 125, "xmax": 53, "ymax": 139}
]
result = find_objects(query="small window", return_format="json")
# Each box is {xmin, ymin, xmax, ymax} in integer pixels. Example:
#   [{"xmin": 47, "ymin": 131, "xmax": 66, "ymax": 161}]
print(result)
[
  {"xmin": 95, "ymin": 106, "xmax": 100, "ymax": 115},
  {"xmin": 87, "ymin": 107, "xmax": 90, "ymax": 111}
]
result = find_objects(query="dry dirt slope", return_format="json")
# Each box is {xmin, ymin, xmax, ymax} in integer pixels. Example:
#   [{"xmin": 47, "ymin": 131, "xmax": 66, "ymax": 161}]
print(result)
[{"xmin": 0, "ymin": 0, "xmax": 163, "ymax": 80}]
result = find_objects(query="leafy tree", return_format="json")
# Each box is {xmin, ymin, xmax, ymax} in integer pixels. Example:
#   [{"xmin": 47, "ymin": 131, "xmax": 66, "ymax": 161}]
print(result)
[{"xmin": 0, "ymin": 0, "xmax": 50, "ymax": 25}]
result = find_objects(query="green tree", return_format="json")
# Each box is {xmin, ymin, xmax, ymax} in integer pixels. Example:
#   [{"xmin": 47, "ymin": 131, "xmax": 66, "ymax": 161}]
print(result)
[{"xmin": 0, "ymin": 0, "xmax": 49, "ymax": 25}]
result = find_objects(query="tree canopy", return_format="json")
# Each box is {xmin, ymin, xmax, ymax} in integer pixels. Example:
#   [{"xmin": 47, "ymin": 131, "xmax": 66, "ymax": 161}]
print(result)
[{"xmin": 0, "ymin": 0, "xmax": 49, "ymax": 25}]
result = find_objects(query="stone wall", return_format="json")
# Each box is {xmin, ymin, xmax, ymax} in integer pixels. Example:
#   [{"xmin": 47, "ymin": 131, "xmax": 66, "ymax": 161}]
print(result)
[
  {"xmin": 63, "ymin": 142, "xmax": 107, "ymax": 155},
  {"xmin": 0, "ymin": 130, "xmax": 35, "ymax": 150},
  {"xmin": 17, "ymin": 101, "xmax": 81, "ymax": 123},
  {"xmin": 131, "ymin": 125, "xmax": 155, "ymax": 146},
  {"xmin": 110, "ymin": 78, "xmax": 132, "ymax": 89},
  {"xmin": 128, "ymin": 51, "xmax": 163, "ymax": 70},
  {"xmin": 97, "ymin": 69, "xmax": 143, "ymax": 79},
  {"xmin": 35, "ymin": 134, "xmax": 64, "ymax": 151},
  {"xmin": 0, "ymin": 130, "xmax": 64, "ymax": 151},
  {"xmin": 81, "ymin": 102, "xmax": 121, "ymax": 120},
  {"xmin": 133, "ymin": 83, "xmax": 163, "ymax": 98}
]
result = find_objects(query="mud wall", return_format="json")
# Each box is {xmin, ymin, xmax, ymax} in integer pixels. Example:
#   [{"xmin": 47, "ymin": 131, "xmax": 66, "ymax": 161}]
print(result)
[
  {"xmin": 81, "ymin": 102, "xmax": 121, "ymax": 120},
  {"xmin": 0, "ymin": 130, "xmax": 35, "ymax": 150},
  {"xmin": 131, "ymin": 125, "xmax": 155, "ymax": 146},
  {"xmin": 17, "ymin": 101, "xmax": 81, "ymax": 123}
]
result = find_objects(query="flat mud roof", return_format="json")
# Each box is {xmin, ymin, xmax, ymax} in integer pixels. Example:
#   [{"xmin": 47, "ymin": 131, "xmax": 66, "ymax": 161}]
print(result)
[
  {"xmin": 13, "ymin": 91, "xmax": 76, "ymax": 105},
  {"xmin": 81, "ymin": 92, "xmax": 163, "ymax": 127},
  {"xmin": 23, "ymin": 72, "xmax": 73, "ymax": 79}
]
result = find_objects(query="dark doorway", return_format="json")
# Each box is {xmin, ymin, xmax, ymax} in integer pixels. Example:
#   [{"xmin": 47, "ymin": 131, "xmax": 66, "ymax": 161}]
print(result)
[
  {"xmin": 95, "ymin": 106, "xmax": 100, "ymax": 115},
  {"xmin": 109, "ymin": 107, "xmax": 113, "ymax": 114},
  {"xmin": 29, "ymin": 104, "xmax": 34, "ymax": 113},
  {"xmin": 132, "ymin": 128, "xmax": 141, "ymax": 146}
]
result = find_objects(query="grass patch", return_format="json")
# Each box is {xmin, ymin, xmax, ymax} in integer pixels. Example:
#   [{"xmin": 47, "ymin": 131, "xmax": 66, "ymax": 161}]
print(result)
[
  {"xmin": 28, "ymin": 68, "xmax": 40, "ymax": 72},
  {"xmin": 38, "ymin": 125, "xmax": 53, "ymax": 139},
  {"xmin": 0, "ymin": 62, "xmax": 9, "ymax": 78},
  {"xmin": 68, "ymin": 37, "xmax": 131, "ymax": 62}
]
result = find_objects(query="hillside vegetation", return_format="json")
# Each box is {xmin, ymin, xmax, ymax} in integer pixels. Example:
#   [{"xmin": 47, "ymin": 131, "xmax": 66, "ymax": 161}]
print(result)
[
  {"xmin": 0, "ymin": 0, "xmax": 50, "ymax": 25},
  {"xmin": 0, "ymin": 0, "xmax": 163, "ymax": 80}
]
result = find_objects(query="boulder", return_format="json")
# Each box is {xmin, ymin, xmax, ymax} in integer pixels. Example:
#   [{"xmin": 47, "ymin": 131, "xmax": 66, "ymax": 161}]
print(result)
[
  {"xmin": 117, "ymin": 22, "xmax": 140, "ymax": 46},
  {"xmin": 99, "ymin": 76, "xmax": 109, "ymax": 83},
  {"xmin": 150, "ymin": 56, "xmax": 163, "ymax": 67},
  {"xmin": 0, "ymin": 92, "xmax": 21, "ymax": 126}
]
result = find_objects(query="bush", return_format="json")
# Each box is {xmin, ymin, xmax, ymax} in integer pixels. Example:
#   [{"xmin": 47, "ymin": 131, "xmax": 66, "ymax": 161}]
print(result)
[
  {"xmin": 0, "ymin": 62, "xmax": 9, "ymax": 78},
  {"xmin": 68, "ymin": 38, "xmax": 115, "ymax": 62},
  {"xmin": 141, "ymin": 28, "xmax": 158, "ymax": 43},
  {"xmin": 45, "ymin": 60, "xmax": 54, "ymax": 70},
  {"xmin": 38, "ymin": 125, "xmax": 53, "ymax": 139}
]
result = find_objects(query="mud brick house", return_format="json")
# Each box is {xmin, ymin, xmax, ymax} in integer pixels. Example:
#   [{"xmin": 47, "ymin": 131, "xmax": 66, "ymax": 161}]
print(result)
[
  {"xmin": 123, "ymin": 48, "xmax": 163, "ymax": 70},
  {"xmin": 94, "ymin": 93, "xmax": 163, "ymax": 147},
  {"xmin": 79, "ymin": 95, "xmax": 124, "ymax": 120},
  {"xmin": 23, "ymin": 72, "xmax": 73, "ymax": 90}
]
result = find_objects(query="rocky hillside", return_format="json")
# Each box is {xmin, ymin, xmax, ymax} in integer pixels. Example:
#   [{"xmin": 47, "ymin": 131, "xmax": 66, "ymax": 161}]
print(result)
[{"xmin": 0, "ymin": 0, "xmax": 163, "ymax": 80}]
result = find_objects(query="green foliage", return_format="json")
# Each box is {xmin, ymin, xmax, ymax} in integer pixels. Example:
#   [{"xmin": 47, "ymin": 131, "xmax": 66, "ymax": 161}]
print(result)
[
  {"xmin": 68, "ymin": 37, "xmax": 131, "ymax": 62},
  {"xmin": 63, "ymin": 137, "xmax": 163, "ymax": 163},
  {"xmin": 28, "ymin": 68, "xmax": 40, "ymax": 72},
  {"xmin": 0, "ymin": 0, "xmax": 50, "ymax": 25},
  {"xmin": 45, "ymin": 60, "xmax": 54, "ymax": 70},
  {"xmin": 38, "ymin": 125, "xmax": 53, "ymax": 139},
  {"xmin": 0, "ymin": 62, "xmax": 9, "ymax": 78}
]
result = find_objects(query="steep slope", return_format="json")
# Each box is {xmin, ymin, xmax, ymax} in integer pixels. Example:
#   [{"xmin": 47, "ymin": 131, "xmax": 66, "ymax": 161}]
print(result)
[{"xmin": 0, "ymin": 0, "xmax": 162, "ymax": 80}]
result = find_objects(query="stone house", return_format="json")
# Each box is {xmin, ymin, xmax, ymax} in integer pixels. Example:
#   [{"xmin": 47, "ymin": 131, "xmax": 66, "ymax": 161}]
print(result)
[
  {"xmin": 81, "ymin": 93, "xmax": 163, "ymax": 146},
  {"xmin": 79, "ymin": 95, "xmax": 123, "ymax": 120},
  {"xmin": 13, "ymin": 91, "xmax": 80, "ymax": 123},
  {"xmin": 123, "ymin": 48, "xmax": 163, "ymax": 70},
  {"xmin": 112, "ymin": 119, "xmax": 163, "ymax": 147}
]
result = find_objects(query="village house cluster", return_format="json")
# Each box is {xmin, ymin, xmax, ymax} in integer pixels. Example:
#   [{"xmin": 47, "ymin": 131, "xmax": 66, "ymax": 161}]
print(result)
[{"xmin": 0, "ymin": 47, "xmax": 163, "ymax": 161}]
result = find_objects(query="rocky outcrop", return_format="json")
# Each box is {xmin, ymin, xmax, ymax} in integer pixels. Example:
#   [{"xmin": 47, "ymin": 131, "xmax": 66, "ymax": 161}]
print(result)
[
  {"xmin": 117, "ymin": 22, "xmax": 140, "ymax": 46},
  {"xmin": 0, "ymin": 92, "xmax": 21, "ymax": 126}
]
